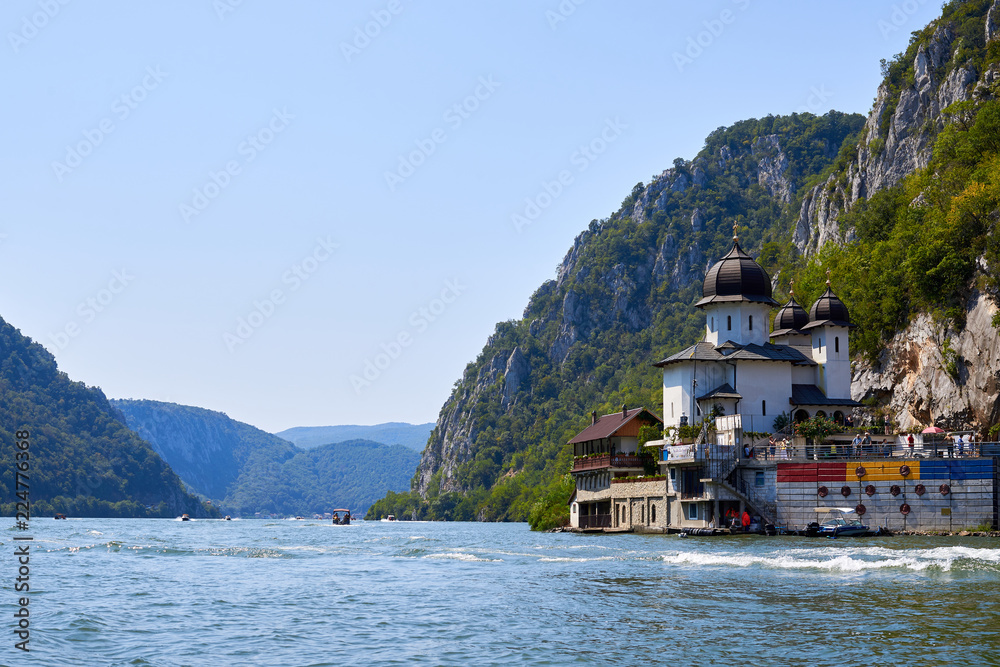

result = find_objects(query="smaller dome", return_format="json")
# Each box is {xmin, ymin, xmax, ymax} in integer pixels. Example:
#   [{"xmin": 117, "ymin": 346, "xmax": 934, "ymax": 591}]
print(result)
[
  {"xmin": 771, "ymin": 296, "xmax": 808, "ymax": 336},
  {"xmin": 804, "ymin": 286, "xmax": 852, "ymax": 328}
]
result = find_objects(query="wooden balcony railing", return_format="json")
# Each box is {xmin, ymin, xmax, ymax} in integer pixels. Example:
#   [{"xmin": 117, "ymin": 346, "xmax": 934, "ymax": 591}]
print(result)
[{"xmin": 572, "ymin": 454, "xmax": 650, "ymax": 472}]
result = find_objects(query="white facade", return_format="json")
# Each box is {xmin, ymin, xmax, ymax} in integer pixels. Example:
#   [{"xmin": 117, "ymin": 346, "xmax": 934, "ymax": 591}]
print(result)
[{"xmin": 704, "ymin": 302, "xmax": 773, "ymax": 346}]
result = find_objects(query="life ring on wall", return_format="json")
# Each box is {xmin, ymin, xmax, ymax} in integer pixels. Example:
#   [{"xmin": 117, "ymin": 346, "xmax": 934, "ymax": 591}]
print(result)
[
  {"xmin": 914, "ymin": 484, "xmax": 926, "ymax": 496},
  {"xmin": 841, "ymin": 485, "xmax": 852, "ymax": 497},
  {"xmin": 865, "ymin": 484, "xmax": 876, "ymax": 497},
  {"xmin": 856, "ymin": 466, "xmax": 867, "ymax": 478},
  {"xmin": 900, "ymin": 503, "xmax": 911, "ymax": 515},
  {"xmin": 890, "ymin": 484, "xmax": 901, "ymax": 496},
  {"xmin": 817, "ymin": 486, "xmax": 829, "ymax": 497},
  {"xmin": 899, "ymin": 465, "xmax": 911, "ymax": 477},
  {"xmin": 940, "ymin": 484, "xmax": 951, "ymax": 496},
  {"xmin": 855, "ymin": 503, "xmax": 867, "ymax": 516}
]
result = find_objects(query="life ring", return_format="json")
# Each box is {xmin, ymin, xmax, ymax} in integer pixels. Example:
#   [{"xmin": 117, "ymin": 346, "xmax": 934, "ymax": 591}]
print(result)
[
  {"xmin": 855, "ymin": 503, "xmax": 867, "ymax": 516},
  {"xmin": 865, "ymin": 484, "xmax": 876, "ymax": 497},
  {"xmin": 841, "ymin": 485, "xmax": 852, "ymax": 497},
  {"xmin": 899, "ymin": 465, "xmax": 911, "ymax": 477},
  {"xmin": 940, "ymin": 484, "xmax": 951, "ymax": 496},
  {"xmin": 856, "ymin": 466, "xmax": 867, "ymax": 478},
  {"xmin": 914, "ymin": 484, "xmax": 926, "ymax": 496},
  {"xmin": 817, "ymin": 486, "xmax": 828, "ymax": 497},
  {"xmin": 890, "ymin": 484, "xmax": 901, "ymax": 497},
  {"xmin": 900, "ymin": 503, "xmax": 911, "ymax": 515}
]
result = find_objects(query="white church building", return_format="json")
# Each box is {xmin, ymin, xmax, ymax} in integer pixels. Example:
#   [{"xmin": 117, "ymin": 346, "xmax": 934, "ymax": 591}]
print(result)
[{"xmin": 654, "ymin": 229, "xmax": 857, "ymax": 433}]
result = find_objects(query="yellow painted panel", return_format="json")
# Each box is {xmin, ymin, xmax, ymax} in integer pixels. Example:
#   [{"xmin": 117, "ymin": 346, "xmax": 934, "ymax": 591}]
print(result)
[{"xmin": 845, "ymin": 460, "xmax": 920, "ymax": 481}]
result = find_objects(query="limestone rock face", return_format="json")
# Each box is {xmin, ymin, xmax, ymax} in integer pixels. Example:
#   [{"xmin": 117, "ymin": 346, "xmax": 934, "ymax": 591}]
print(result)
[
  {"xmin": 753, "ymin": 134, "xmax": 793, "ymax": 203},
  {"xmin": 852, "ymin": 292, "xmax": 1000, "ymax": 433},
  {"xmin": 987, "ymin": 0, "xmax": 1000, "ymax": 42}
]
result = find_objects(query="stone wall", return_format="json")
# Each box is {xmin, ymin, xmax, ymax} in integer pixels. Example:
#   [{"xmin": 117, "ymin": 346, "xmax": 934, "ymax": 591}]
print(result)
[
  {"xmin": 610, "ymin": 479, "xmax": 667, "ymax": 531},
  {"xmin": 775, "ymin": 459, "xmax": 995, "ymax": 532}
]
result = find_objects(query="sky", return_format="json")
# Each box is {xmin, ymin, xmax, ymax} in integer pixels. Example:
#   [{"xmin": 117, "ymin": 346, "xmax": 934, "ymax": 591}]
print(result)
[{"xmin": 0, "ymin": 1, "xmax": 945, "ymax": 433}]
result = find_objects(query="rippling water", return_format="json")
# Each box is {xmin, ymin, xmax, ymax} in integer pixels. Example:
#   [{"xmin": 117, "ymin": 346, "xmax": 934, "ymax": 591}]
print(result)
[{"xmin": 7, "ymin": 519, "xmax": 1000, "ymax": 666}]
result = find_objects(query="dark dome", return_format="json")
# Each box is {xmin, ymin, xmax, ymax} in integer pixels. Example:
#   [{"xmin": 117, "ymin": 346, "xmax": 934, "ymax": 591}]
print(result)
[
  {"xmin": 771, "ymin": 296, "xmax": 808, "ymax": 334},
  {"xmin": 696, "ymin": 240, "xmax": 776, "ymax": 307},
  {"xmin": 804, "ymin": 286, "xmax": 851, "ymax": 328}
]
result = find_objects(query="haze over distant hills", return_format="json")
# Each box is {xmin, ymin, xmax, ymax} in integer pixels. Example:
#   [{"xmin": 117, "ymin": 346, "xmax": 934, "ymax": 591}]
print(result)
[
  {"xmin": 113, "ymin": 400, "xmax": 421, "ymax": 516},
  {"xmin": 275, "ymin": 422, "xmax": 434, "ymax": 452}
]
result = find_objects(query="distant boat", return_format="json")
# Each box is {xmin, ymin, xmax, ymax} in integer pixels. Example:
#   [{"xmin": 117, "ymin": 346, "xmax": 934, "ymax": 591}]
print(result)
[
  {"xmin": 380, "ymin": 515, "xmax": 397, "ymax": 522},
  {"xmin": 331, "ymin": 509, "xmax": 352, "ymax": 525},
  {"xmin": 224, "ymin": 516, "xmax": 232, "ymax": 521},
  {"xmin": 54, "ymin": 513, "xmax": 67, "ymax": 520},
  {"xmin": 181, "ymin": 514, "xmax": 191, "ymax": 521}
]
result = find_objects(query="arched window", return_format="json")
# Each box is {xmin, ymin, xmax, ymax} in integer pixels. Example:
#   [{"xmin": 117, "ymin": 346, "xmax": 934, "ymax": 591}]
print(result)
[
  {"xmin": 835, "ymin": 336, "xmax": 840, "ymax": 354},
  {"xmin": 762, "ymin": 399, "xmax": 766, "ymax": 416},
  {"xmin": 749, "ymin": 315, "xmax": 753, "ymax": 331},
  {"xmin": 727, "ymin": 315, "xmax": 732, "ymax": 331},
  {"xmin": 651, "ymin": 504, "xmax": 656, "ymax": 524}
]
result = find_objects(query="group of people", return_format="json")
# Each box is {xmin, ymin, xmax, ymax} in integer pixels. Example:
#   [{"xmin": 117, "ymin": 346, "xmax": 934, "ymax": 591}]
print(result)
[{"xmin": 763, "ymin": 435, "xmax": 792, "ymax": 460}]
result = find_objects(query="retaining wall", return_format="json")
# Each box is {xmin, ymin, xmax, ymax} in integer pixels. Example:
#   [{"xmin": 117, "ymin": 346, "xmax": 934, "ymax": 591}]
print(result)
[{"xmin": 775, "ymin": 458, "xmax": 996, "ymax": 532}]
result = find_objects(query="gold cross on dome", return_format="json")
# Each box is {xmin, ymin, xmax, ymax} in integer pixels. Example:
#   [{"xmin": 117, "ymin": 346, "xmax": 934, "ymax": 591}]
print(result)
[
  {"xmin": 825, "ymin": 269, "xmax": 831, "ymax": 286},
  {"xmin": 789, "ymin": 279, "xmax": 794, "ymax": 296},
  {"xmin": 732, "ymin": 221, "xmax": 739, "ymax": 241}
]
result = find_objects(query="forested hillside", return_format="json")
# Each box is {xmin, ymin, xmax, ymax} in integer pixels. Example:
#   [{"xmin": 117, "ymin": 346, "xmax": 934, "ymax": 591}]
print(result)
[
  {"xmin": 0, "ymin": 317, "xmax": 213, "ymax": 518},
  {"xmin": 370, "ymin": 0, "xmax": 1000, "ymax": 526}
]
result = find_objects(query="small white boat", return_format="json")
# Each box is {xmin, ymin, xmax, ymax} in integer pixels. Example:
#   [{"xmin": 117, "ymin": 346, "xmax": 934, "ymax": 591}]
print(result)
[{"xmin": 380, "ymin": 515, "xmax": 397, "ymax": 522}]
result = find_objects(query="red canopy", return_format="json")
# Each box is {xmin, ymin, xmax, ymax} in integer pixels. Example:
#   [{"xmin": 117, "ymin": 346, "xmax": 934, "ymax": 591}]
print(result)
[{"xmin": 921, "ymin": 426, "xmax": 945, "ymax": 434}]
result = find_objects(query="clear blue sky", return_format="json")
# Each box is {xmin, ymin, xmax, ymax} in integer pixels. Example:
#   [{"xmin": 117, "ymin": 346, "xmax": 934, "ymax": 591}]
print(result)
[{"xmin": 0, "ymin": 1, "xmax": 943, "ymax": 433}]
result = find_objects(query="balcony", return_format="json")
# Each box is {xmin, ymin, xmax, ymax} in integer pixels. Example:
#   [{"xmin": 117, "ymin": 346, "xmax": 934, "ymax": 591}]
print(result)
[{"xmin": 572, "ymin": 454, "xmax": 650, "ymax": 473}]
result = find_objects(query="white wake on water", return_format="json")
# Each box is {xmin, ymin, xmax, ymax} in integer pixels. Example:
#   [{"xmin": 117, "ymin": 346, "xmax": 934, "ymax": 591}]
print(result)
[{"xmin": 661, "ymin": 545, "xmax": 1000, "ymax": 572}]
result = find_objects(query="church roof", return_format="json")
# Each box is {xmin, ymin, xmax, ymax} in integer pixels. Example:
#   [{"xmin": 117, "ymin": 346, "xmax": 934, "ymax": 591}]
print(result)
[
  {"xmin": 697, "ymin": 383, "xmax": 742, "ymax": 401},
  {"xmin": 695, "ymin": 240, "xmax": 778, "ymax": 307},
  {"xmin": 653, "ymin": 341, "xmax": 815, "ymax": 367},
  {"xmin": 790, "ymin": 384, "xmax": 860, "ymax": 406},
  {"xmin": 803, "ymin": 286, "xmax": 853, "ymax": 329},
  {"xmin": 568, "ymin": 407, "xmax": 662, "ymax": 444},
  {"xmin": 771, "ymin": 295, "xmax": 809, "ymax": 337}
]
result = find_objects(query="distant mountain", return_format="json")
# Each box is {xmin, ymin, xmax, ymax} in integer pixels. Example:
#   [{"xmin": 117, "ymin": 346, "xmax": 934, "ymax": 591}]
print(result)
[
  {"xmin": 0, "ymin": 317, "xmax": 212, "ymax": 518},
  {"xmin": 113, "ymin": 400, "xmax": 421, "ymax": 516},
  {"xmin": 110, "ymin": 399, "xmax": 297, "ymax": 499},
  {"xmin": 275, "ymin": 422, "xmax": 434, "ymax": 452}
]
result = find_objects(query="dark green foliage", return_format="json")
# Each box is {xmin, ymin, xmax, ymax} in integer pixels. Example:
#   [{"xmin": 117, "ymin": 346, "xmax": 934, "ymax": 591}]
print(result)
[{"xmin": 0, "ymin": 317, "xmax": 214, "ymax": 518}]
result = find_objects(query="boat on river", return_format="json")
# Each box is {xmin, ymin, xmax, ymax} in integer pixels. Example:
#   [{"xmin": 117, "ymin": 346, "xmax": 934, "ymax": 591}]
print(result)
[
  {"xmin": 332, "ymin": 509, "xmax": 352, "ymax": 525},
  {"xmin": 381, "ymin": 515, "xmax": 397, "ymax": 522},
  {"xmin": 811, "ymin": 508, "xmax": 870, "ymax": 537}
]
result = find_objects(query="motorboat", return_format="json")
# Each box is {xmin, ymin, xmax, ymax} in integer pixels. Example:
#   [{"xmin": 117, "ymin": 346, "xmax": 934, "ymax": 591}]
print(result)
[
  {"xmin": 54, "ymin": 513, "xmax": 67, "ymax": 520},
  {"xmin": 813, "ymin": 508, "xmax": 869, "ymax": 537},
  {"xmin": 224, "ymin": 516, "xmax": 232, "ymax": 521},
  {"xmin": 181, "ymin": 514, "xmax": 191, "ymax": 521},
  {"xmin": 331, "ymin": 509, "xmax": 352, "ymax": 525},
  {"xmin": 380, "ymin": 515, "xmax": 397, "ymax": 522}
]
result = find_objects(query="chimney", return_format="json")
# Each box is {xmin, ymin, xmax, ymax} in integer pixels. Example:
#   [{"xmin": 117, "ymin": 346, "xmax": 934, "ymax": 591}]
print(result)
[
  {"xmin": 591, "ymin": 410, "xmax": 597, "ymax": 425},
  {"xmin": 622, "ymin": 403, "xmax": 627, "ymax": 419}
]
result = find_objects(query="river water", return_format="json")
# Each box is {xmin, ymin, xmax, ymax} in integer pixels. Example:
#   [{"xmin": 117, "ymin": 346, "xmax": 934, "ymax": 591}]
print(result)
[{"xmin": 6, "ymin": 518, "xmax": 1000, "ymax": 666}]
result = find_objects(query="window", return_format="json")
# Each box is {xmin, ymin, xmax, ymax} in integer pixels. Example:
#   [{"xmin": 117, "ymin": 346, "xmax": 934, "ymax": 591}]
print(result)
[
  {"xmin": 762, "ymin": 400, "xmax": 766, "ymax": 416},
  {"xmin": 688, "ymin": 503, "xmax": 698, "ymax": 520},
  {"xmin": 671, "ymin": 402, "xmax": 674, "ymax": 418},
  {"xmin": 711, "ymin": 317, "xmax": 714, "ymax": 330},
  {"xmin": 749, "ymin": 315, "xmax": 753, "ymax": 331},
  {"xmin": 727, "ymin": 315, "xmax": 732, "ymax": 330},
  {"xmin": 835, "ymin": 336, "xmax": 840, "ymax": 354},
  {"xmin": 641, "ymin": 506, "xmax": 644, "ymax": 523},
  {"xmin": 651, "ymin": 505, "xmax": 656, "ymax": 523},
  {"xmin": 755, "ymin": 471, "xmax": 765, "ymax": 487},
  {"xmin": 669, "ymin": 468, "xmax": 676, "ymax": 481}
]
